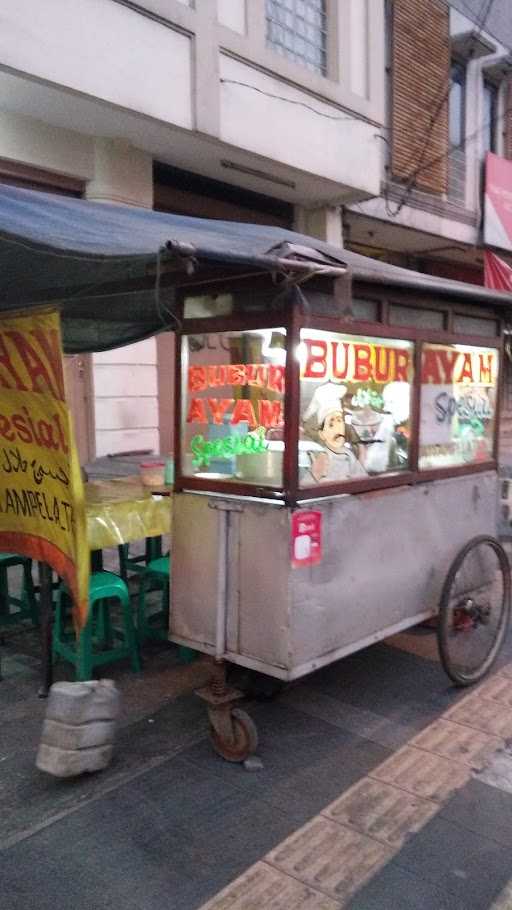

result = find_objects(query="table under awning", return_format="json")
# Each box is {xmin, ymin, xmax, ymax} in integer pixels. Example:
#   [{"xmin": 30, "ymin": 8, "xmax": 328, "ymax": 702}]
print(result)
[{"xmin": 85, "ymin": 481, "xmax": 171, "ymax": 551}]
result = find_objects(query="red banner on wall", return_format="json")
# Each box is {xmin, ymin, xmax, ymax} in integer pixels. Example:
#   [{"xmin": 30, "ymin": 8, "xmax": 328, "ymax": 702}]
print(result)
[
  {"xmin": 484, "ymin": 250, "xmax": 512, "ymax": 292},
  {"xmin": 484, "ymin": 153, "xmax": 512, "ymax": 253}
]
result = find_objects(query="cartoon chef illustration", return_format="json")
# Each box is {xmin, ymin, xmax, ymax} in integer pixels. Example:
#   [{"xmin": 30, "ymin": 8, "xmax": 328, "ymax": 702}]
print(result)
[
  {"xmin": 350, "ymin": 382, "xmax": 410, "ymax": 474},
  {"xmin": 302, "ymin": 382, "xmax": 366, "ymax": 483}
]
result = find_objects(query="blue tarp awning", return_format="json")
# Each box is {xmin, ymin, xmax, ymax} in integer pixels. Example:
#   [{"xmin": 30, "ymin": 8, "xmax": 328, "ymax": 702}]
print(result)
[{"xmin": 0, "ymin": 183, "xmax": 510, "ymax": 352}]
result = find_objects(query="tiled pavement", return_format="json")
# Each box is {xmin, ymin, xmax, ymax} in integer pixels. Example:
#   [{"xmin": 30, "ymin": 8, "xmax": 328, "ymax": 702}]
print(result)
[{"xmin": 2, "ymin": 620, "xmax": 512, "ymax": 910}]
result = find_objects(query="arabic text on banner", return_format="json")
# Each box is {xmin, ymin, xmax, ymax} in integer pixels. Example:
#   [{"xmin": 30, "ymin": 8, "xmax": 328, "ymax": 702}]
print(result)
[{"xmin": 0, "ymin": 308, "xmax": 89, "ymax": 629}]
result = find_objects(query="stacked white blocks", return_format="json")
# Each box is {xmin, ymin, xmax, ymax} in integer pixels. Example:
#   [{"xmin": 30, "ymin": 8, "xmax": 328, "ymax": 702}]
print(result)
[{"xmin": 36, "ymin": 680, "xmax": 120, "ymax": 778}]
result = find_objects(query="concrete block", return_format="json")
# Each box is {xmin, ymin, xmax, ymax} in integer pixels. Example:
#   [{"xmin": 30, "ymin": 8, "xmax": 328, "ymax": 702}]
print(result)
[
  {"xmin": 36, "ymin": 743, "xmax": 114, "ymax": 778},
  {"xmin": 41, "ymin": 718, "xmax": 117, "ymax": 750},
  {"xmin": 45, "ymin": 679, "xmax": 120, "ymax": 725}
]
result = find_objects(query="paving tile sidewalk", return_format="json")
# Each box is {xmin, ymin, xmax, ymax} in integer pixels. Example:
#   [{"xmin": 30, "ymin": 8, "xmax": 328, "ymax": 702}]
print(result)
[{"xmin": 2, "ymin": 625, "xmax": 512, "ymax": 910}]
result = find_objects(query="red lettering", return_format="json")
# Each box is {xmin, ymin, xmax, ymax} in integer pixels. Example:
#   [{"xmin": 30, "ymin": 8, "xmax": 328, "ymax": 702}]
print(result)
[
  {"xmin": 207, "ymin": 398, "xmax": 234, "ymax": 424},
  {"xmin": 207, "ymin": 365, "xmax": 227, "ymax": 387},
  {"xmin": 21, "ymin": 407, "xmax": 42, "ymax": 446},
  {"xmin": 331, "ymin": 342, "xmax": 349, "ymax": 380},
  {"xmin": 421, "ymin": 350, "xmax": 442, "ymax": 384},
  {"xmin": 11, "ymin": 414, "xmax": 32, "ymax": 444},
  {"xmin": 231, "ymin": 399, "xmax": 258, "ymax": 429},
  {"xmin": 258, "ymin": 400, "xmax": 283, "ymax": 428},
  {"xmin": 188, "ymin": 366, "xmax": 207, "ymax": 392},
  {"xmin": 6, "ymin": 331, "xmax": 57, "ymax": 397},
  {"xmin": 37, "ymin": 420, "xmax": 58, "ymax": 450},
  {"xmin": 395, "ymin": 350, "xmax": 410, "ymax": 382},
  {"xmin": 246, "ymin": 365, "xmax": 267, "ymax": 388},
  {"xmin": 457, "ymin": 352, "xmax": 474, "ymax": 383},
  {"xmin": 186, "ymin": 398, "xmax": 208, "ymax": 424},
  {"xmin": 227, "ymin": 365, "xmax": 247, "ymax": 387},
  {"xmin": 0, "ymin": 334, "xmax": 28, "ymax": 392},
  {"xmin": 245, "ymin": 365, "xmax": 257, "ymax": 386},
  {"xmin": 374, "ymin": 347, "xmax": 392, "ymax": 382},
  {"xmin": 479, "ymin": 353, "xmax": 494, "ymax": 384},
  {"xmin": 437, "ymin": 349, "xmax": 459, "ymax": 383},
  {"xmin": 303, "ymin": 340, "xmax": 327, "ymax": 379},
  {"xmin": 0, "ymin": 414, "xmax": 14, "ymax": 441},
  {"xmin": 268, "ymin": 365, "xmax": 285, "ymax": 394},
  {"xmin": 52, "ymin": 413, "xmax": 69, "ymax": 455},
  {"xmin": 354, "ymin": 344, "xmax": 372, "ymax": 381}
]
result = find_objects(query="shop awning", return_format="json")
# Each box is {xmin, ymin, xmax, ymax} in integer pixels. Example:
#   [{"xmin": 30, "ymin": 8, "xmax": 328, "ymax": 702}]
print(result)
[{"xmin": 1, "ymin": 183, "xmax": 511, "ymax": 353}]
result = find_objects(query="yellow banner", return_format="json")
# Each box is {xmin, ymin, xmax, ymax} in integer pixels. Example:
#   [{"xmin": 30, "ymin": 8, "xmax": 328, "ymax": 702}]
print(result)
[{"xmin": 0, "ymin": 308, "xmax": 89, "ymax": 629}]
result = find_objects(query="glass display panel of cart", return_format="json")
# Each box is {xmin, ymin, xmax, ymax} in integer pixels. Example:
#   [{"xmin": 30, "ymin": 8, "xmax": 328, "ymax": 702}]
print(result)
[
  {"xmin": 419, "ymin": 343, "xmax": 499, "ymax": 469},
  {"xmin": 299, "ymin": 330, "xmax": 414, "ymax": 486},
  {"xmin": 182, "ymin": 330, "xmax": 286, "ymax": 485}
]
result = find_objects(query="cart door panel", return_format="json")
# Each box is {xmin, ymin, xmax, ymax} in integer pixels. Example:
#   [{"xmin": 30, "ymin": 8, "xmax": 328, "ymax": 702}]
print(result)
[
  {"xmin": 289, "ymin": 472, "xmax": 498, "ymax": 669},
  {"xmin": 235, "ymin": 505, "xmax": 292, "ymax": 669},
  {"xmin": 171, "ymin": 494, "xmax": 220, "ymax": 647}
]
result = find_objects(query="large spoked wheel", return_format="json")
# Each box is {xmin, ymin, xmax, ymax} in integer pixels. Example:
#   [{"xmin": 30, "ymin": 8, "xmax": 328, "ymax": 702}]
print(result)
[
  {"xmin": 438, "ymin": 535, "xmax": 511, "ymax": 687},
  {"xmin": 209, "ymin": 708, "xmax": 259, "ymax": 763}
]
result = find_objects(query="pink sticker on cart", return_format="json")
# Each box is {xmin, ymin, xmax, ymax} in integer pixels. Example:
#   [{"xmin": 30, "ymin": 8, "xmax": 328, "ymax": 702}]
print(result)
[{"xmin": 291, "ymin": 510, "xmax": 322, "ymax": 568}]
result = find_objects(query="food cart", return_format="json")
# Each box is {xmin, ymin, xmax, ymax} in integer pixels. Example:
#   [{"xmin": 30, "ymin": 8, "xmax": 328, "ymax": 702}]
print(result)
[
  {"xmin": 0, "ymin": 185, "xmax": 510, "ymax": 750},
  {"xmin": 169, "ymin": 242, "xmax": 511, "ymax": 761}
]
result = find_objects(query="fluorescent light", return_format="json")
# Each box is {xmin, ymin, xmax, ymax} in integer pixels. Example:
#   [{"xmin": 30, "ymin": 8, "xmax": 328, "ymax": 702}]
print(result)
[{"xmin": 220, "ymin": 159, "xmax": 296, "ymax": 189}]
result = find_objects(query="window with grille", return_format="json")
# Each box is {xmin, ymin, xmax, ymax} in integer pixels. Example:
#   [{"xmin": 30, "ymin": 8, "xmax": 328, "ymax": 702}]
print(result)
[{"xmin": 266, "ymin": 0, "xmax": 327, "ymax": 76}]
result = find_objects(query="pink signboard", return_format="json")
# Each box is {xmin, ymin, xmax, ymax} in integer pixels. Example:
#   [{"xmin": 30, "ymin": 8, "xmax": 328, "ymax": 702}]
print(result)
[
  {"xmin": 484, "ymin": 153, "xmax": 512, "ymax": 253},
  {"xmin": 291, "ymin": 510, "xmax": 323, "ymax": 568}
]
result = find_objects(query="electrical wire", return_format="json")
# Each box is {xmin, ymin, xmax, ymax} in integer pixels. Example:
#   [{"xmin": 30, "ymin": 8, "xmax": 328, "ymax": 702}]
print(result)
[
  {"xmin": 396, "ymin": 97, "xmax": 512, "ymax": 189},
  {"xmin": 154, "ymin": 245, "xmax": 181, "ymax": 332},
  {"xmin": 386, "ymin": 0, "xmax": 497, "ymax": 217},
  {"xmin": 220, "ymin": 79, "xmax": 376, "ymax": 126}
]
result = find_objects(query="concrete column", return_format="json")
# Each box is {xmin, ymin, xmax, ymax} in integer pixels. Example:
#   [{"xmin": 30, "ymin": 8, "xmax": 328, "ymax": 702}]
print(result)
[
  {"xmin": 193, "ymin": 0, "xmax": 221, "ymax": 137},
  {"xmin": 294, "ymin": 205, "xmax": 344, "ymax": 248},
  {"xmin": 85, "ymin": 138, "xmax": 158, "ymax": 457},
  {"xmin": 85, "ymin": 138, "xmax": 153, "ymax": 209}
]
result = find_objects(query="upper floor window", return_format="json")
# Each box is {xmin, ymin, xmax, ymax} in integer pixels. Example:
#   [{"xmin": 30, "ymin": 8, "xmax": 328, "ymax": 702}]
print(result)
[
  {"xmin": 266, "ymin": 0, "xmax": 327, "ymax": 76},
  {"xmin": 483, "ymin": 80, "xmax": 498, "ymax": 154},
  {"xmin": 449, "ymin": 61, "xmax": 466, "ymax": 149}
]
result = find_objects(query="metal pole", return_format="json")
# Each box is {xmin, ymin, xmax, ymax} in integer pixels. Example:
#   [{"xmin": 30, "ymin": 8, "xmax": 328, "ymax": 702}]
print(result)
[
  {"xmin": 215, "ymin": 509, "xmax": 228, "ymax": 661},
  {"xmin": 38, "ymin": 562, "xmax": 53, "ymax": 698}
]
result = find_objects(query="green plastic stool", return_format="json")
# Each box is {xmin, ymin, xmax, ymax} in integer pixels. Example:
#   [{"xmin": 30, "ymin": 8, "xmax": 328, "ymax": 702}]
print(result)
[
  {"xmin": 53, "ymin": 571, "xmax": 141, "ymax": 681},
  {"xmin": 118, "ymin": 536, "xmax": 163, "ymax": 582},
  {"xmin": 137, "ymin": 556, "xmax": 197, "ymax": 663},
  {"xmin": 0, "ymin": 553, "xmax": 38, "ymax": 627}
]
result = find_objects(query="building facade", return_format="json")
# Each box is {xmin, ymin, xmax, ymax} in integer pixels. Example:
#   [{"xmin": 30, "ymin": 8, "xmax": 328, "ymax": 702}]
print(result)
[
  {"xmin": 346, "ymin": 0, "xmax": 512, "ymax": 280},
  {"xmin": 0, "ymin": 0, "xmax": 385, "ymax": 461},
  {"xmin": 2, "ymin": 0, "xmax": 512, "ymax": 461},
  {"xmin": 344, "ymin": 0, "xmax": 512, "ymax": 456}
]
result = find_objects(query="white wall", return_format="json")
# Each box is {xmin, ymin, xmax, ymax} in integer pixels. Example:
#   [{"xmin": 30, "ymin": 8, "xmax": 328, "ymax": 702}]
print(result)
[
  {"xmin": 0, "ymin": 110, "xmax": 94, "ymax": 179},
  {"xmin": 0, "ymin": 0, "xmax": 193, "ymax": 129},
  {"xmin": 217, "ymin": 0, "xmax": 246, "ymax": 34},
  {"xmin": 219, "ymin": 56, "xmax": 381, "ymax": 197},
  {"xmin": 93, "ymin": 339, "xmax": 160, "ymax": 457},
  {"xmin": 0, "ymin": 0, "xmax": 384, "ymax": 201}
]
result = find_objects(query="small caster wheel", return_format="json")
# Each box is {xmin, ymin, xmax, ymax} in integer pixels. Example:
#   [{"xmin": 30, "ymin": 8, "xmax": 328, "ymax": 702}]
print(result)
[{"xmin": 210, "ymin": 708, "xmax": 259, "ymax": 763}]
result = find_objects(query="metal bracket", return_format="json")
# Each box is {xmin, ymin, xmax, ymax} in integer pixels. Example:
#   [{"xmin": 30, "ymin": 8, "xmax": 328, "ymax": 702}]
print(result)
[
  {"xmin": 208, "ymin": 500, "xmax": 244, "ymax": 512},
  {"xmin": 164, "ymin": 239, "xmax": 198, "ymax": 276}
]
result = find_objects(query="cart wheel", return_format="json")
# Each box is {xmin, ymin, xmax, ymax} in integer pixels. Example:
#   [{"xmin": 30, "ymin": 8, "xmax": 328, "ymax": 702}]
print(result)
[
  {"xmin": 210, "ymin": 708, "xmax": 259, "ymax": 763},
  {"xmin": 438, "ymin": 535, "xmax": 511, "ymax": 687}
]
